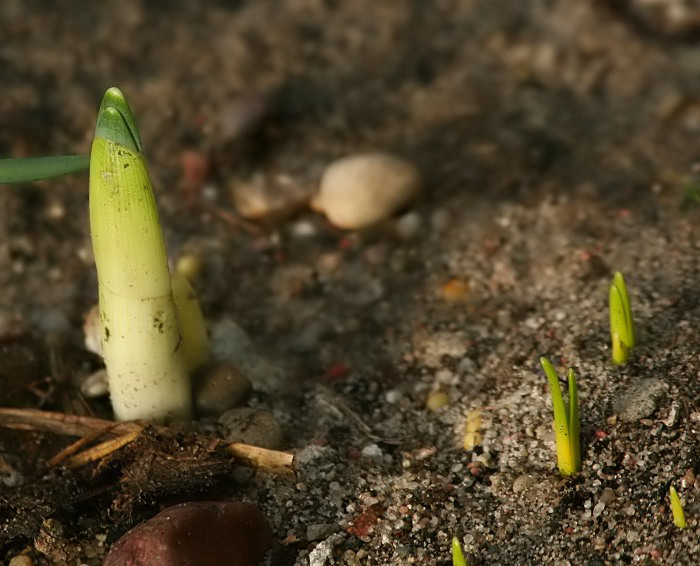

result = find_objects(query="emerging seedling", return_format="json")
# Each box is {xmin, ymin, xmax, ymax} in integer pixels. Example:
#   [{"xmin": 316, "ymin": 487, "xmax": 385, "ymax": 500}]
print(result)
[
  {"xmin": 540, "ymin": 357, "xmax": 581, "ymax": 477},
  {"xmin": 609, "ymin": 271, "xmax": 635, "ymax": 365},
  {"xmin": 1, "ymin": 89, "xmax": 207, "ymax": 422},
  {"xmin": 90, "ymin": 87, "xmax": 205, "ymax": 422},
  {"xmin": 669, "ymin": 485, "xmax": 687, "ymax": 528},
  {"xmin": 451, "ymin": 536, "xmax": 467, "ymax": 566}
]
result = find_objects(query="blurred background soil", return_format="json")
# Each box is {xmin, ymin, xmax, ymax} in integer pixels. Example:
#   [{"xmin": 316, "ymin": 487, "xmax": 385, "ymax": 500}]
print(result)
[{"xmin": 0, "ymin": 1, "xmax": 699, "ymax": 564}]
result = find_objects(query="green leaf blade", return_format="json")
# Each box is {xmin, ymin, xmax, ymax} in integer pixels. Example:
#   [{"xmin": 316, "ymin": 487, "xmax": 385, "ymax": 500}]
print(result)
[
  {"xmin": 609, "ymin": 280, "xmax": 632, "ymax": 365},
  {"xmin": 540, "ymin": 357, "xmax": 575, "ymax": 476},
  {"xmin": 0, "ymin": 154, "xmax": 89, "ymax": 184},
  {"xmin": 613, "ymin": 272, "xmax": 635, "ymax": 348},
  {"xmin": 567, "ymin": 368, "xmax": 581, "ymax": 474}
]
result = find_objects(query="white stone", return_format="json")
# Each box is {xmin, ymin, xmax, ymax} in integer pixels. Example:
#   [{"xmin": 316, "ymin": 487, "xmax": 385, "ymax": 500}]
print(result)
[
  {"xmin": 313, "ymin": 153, "xmax": 422, "ymax": 229},
  {"xmin": 361, "ymin": 443, "xmax": 383, "ymax": 460}
]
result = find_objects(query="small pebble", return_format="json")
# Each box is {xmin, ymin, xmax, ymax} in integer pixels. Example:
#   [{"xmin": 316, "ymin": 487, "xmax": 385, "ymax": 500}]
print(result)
[
  {"xmin": 426, "ymin": 390, "xmax": 449, "ymax": 411},
  {"xmin": 306, "ymin": 523, "xmax": 337, "ymax": 541},
  {"xmin": 309, "ymin": 533, "xmax": 345, "ymax": 566},
  {"xmin": 175, "ymin": 253, "xmax": 203, "ymax": 282},
  {"xmin": 295, "ymin": 444, "xmax": 335, "ymax": 465},
  {"xmin": 210, "ymin": 318, "xmax": 288, "ymax": 392},
  {"xmin": 441, "ymin": 279, "xmax": 470, "ymax": 303},
  {"xmin": 360, "ymin": 443, "xmax": 383, "ymax": 461},
  {"xmin": 512, "ymin": 474, "xmax": 537, "ymax": 494},
  {"xmin": 680, "ymin": 469, "xmax": 695, "ymax": 490},
  {"xmin": 414, "ymin": 331, "xmax": 469, "ymax": 368},
  {"xmin": 8, "ymin": 556, "xmax": 33, "ymax": 566},
  {"xmin": 192, "ymin": 361, "xmax": 252, "ymax": 417},
  {"xmin": 0, "ymin": 455, "xmax": 23, "ymax": 488},
  {"xmin": 83, "ymin": 305, "xmax": 101, "ymax": 357},
  {"xmin": 385, "ymin": 389, "xmax": 402, "ymax": 404},
  {"xmin": 180, "ymin": 150, "xmax": 209, "ymax": 197},
  {"xmin": 231, "ymin": 173, "xmax": 309, "ymax": 220},
  {"xmin": 102, "ymin": 501, "xmax": 272, "ymax": 566},
  {"xmin": 430, "ymin": 207, "xmax": 451, "ymax": 233},
  {"xmin": 80, "ymin": 369, "xmax": 110, "ymax": 398},
  {"xmin": 219, "ymin": 407, "xmax": 284, "ymax": 449},
  {"xmin": 290, "ymin": 219, "xmax": 318, "ymax": 238},
  {"xmin": 394, "ymin": 211, "xmax": 422, "ymax": 240},
  {"xmin": 218, "ymin": 93, "xmax": 269, "ymax": 141},
  {"xmin": 613, "ymin": 378, "xmax": 667, "ymax": 422},
  {"xmin": 600, "ymin": 487, "xmax": 616, "ymax": 505},
  {"xmin": 313, "ymin": 152, "xmax": 422, "ymax": 229}
]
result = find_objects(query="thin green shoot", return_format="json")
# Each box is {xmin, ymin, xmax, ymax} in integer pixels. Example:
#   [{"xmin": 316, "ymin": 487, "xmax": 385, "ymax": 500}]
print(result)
[
  {"xmin": 609, "ymin": 271, "xmax": 635, "ymax": 365},
  {"xmin": 540, "ymin": 357, "xmax": 581, "ymax": 477},
  {"xmin": 451, "ymin": 536, "xmax": 467, "ymax": 566},
  {"xmin": 669, "ymin": 485, "xmax": 687, "ymax": 528},
  {"xmin": 0, "ymin": 154, "xmax": 89, "ymax": 184}
]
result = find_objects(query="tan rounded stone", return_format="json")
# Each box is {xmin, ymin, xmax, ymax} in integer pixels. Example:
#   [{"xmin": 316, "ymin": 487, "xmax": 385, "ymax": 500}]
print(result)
[{"xmin": 313, "ymin": 152, "xmax": 422, "ymax": 229}]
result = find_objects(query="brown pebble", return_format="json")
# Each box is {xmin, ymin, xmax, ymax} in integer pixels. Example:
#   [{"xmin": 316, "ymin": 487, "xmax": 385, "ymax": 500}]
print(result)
[
  {"xmin": 192, "ymin": 361, "xmax": 253, "ymax": 417},
  {"xmin": 102, "ymin": 501, "xmax": 272, "ymax": 566},
  {"xmin": 600, "ymin": 487, "xmax": 616, "ymax": 506},
  {"xmin": 219, "ymin": 407, "xmax": 284, "ymax": 449},
  {"xmin": 231, "ymin": 173, "xmax": 310, "ymax": 220}
]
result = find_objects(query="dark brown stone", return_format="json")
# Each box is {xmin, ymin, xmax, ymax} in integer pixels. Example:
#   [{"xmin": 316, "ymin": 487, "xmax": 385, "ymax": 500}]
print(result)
[{"xmin": 102, "ymin": 501, "xmax": 272, "ymax": 566}]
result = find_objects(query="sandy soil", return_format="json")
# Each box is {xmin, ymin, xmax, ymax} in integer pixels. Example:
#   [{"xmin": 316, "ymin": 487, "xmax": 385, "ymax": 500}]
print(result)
[{"xmin": 0, "ymin": 1, "xmax": 699, "ymax": 564}]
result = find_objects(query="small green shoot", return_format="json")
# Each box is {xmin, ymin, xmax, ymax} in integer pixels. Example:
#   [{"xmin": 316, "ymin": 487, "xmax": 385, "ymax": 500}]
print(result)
[
  {"xmin": 0, "ymin": 154, "xmax": 89, "ymax": 184},
  {"xmin": 451, "ymin": 536, "xmax": 467, "ymax": 566},
  {"xmin": 540, "ymin": 357, "xmax": 581, "ymax": 477},
  {"xmin": 609, "ymin": 271, "xmax": 635, "ymax": 365},
  {"xmin": 669, "ymin": 485, "xmax": 687, "ymax": 528}
]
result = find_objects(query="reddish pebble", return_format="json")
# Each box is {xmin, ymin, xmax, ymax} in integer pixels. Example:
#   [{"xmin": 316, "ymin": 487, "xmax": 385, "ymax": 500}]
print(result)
[
  {"xmin": 323, "ymin": 363, "xmax": 349, "ymax": 381},
  {"xmin": 180, "ymin": 150, "xmax": 210, "ymax": 202},
  {"xmin": 467, "ymin": 461, "xmax": 483, "ymax": 476},
  {"xmin": 102, "ymin": 501, "xmax": 272, "ymax": 566},
  {"xmin": 347, "ymin": 504, "xmax": 383, "ymax": 538},
  {"xmin": 348, "ymin": 447, "xmax": 362, "ymax": 460}
]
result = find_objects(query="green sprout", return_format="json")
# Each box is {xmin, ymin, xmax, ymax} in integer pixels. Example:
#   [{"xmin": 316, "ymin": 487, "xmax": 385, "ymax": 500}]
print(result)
[
  {"xmin": 0, "ymin": 154, "xmax": 89, "ymax": 184},
  {"xmin": 609, "ymin": 271, "xmax": 635, "ymax": 365},
  {"xmin": 539, "ymin": 357, "xmax": 581, "ymax": 477},
  {"xmin": 669, "ymin": 485, "xmax": 687, "ymax": 528},
  {"xmin": 451, "ymin": 536, "xmax": 467, "ymax": 566},
  {"xmin": 90, "ymin": 87, "xmax": 207, "ymax": 422}
]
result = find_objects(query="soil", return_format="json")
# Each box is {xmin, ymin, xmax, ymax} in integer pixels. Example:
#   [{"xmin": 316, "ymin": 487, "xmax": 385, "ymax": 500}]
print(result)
[{"xmin": 0, "ymin": 1, "xmax": 699, "ymax": 564}]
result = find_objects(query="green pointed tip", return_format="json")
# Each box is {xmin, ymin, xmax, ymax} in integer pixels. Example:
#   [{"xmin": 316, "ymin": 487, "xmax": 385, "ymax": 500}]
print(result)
[
  {"xmin": 451, "ymin": 536, "xmax": 467, "ymax": 566},
  {"xmin": 95, "ymin": 87, "xmax": 143, "ymax": 152},
  {"xmin": 669, "ymin": 485, "xmax": 687, "ymax": 528}
]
